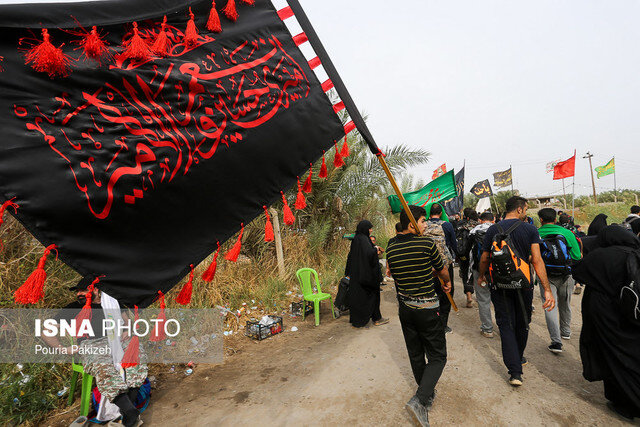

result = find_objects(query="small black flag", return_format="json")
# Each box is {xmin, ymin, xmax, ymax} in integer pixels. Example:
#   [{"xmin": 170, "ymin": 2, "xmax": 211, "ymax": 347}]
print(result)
[
  {"xmin": 493, "ymin": 168, "xmax": 513, "ymax": 188},
  {"xmin": 470, "ymin": 179, "xmax": 493, "ymax": 198}
]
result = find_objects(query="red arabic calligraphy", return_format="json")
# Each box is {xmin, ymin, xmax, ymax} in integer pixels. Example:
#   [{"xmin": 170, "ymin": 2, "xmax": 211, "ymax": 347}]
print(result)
[{"xmin": 15, "ymin": 29, "xmax": 310, "ymax": 219}]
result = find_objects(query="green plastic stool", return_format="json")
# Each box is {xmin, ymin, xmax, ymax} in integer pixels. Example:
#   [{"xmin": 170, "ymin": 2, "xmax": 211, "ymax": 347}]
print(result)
[
  {"xmin": 295, "ymin": 268, "xmax": 336, "ymax": 326},
  {"xmin": 68, "ymin": 362, "xmax": 94, "ymax": 416}
]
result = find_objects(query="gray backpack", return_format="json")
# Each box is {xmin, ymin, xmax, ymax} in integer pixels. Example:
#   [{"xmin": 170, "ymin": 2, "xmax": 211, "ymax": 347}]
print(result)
[{"xmin": 424, "ymin": 220, "xmax": 454, "ymax": 265}]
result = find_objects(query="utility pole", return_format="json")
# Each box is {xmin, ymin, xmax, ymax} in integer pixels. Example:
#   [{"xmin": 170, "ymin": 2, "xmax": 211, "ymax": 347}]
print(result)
[
  {"xmin": 269, "ymin": 208, "xmax": 286, "ymax": 278},
  {"xmin": 584, "ymin": 152, "xmax": 598, "ymax": 204}
]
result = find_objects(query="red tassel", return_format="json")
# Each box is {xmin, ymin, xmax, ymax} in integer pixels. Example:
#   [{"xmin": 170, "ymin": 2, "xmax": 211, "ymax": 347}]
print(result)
[
  {"xmin": 334, "ymin": 144, "xmax": 345, "ymax": 168},
  {"xmin": 318, "ymin": 153, "xmax": 328, "ymax": 179},
  {"xmin": 302, "ymin": 164, "xmax": 313, "ymax": 193},
  {"xmin": 184, "ymin": 8, "xmax": 199, "ymax": 46},
  {"xmin": 281, "ymin": 192, "xmax": 295, "ymax": 225},
  {"xmin": 151, "ymin": 16, "xmax": 171, "ymax": 56},
  {"xmin": 225, "ymin": 224, "xmax": 244, "ymax": 262},
  {"xmin": 240, "ymin": 0, "xmax": 255, "ymax": 4},
  {"xmin": 121, "ymin": 305, "xmax": 140, "ymax": 368},
  {"xmin": 207, "ymin": 1, "xmax": 222, "ymax": 32},
  {"xmin": 14, "ymin": 244, "xmax": 58, "ymax": 305},
  {"xmin": 295, "ymin": 178, "xmax": 307, "ymax": 210},
  {"xmin": 74, "ymin": 277, "xmax": 101, "ymax": 338},
  {"xmin": 150, "ymin": 291, "xmax": 166, "ymax": 342},
  {"xmin": 201, "ymin": 242, "xmax": 221, "ymax": 282},
  {"xmin": 263, "ymin": 206, "xmax": 274, "ymax": 242},
  {"xmin": 81, "ymin": 26, "xmax": 109, "ymax": 62},
  {"xmin": 341, "ymin": 136, "xmax": 350, "ymax": 158},
  {"xmin": 0, "ymin": 199, "xmax": 19, "ymax": 252},
  {"xmin": 120, "ymin": 22, "xmax": 151, "ymax": 61},
  {"xmin": 223, "ymin": 0, "xmax": 239, "ymax": 21},
  {"xmin": 25, "ymin": 29, "xmax": 73, "ymax": 78},
  {"xmin": 175, "ymin": 265, "xmax": 195, "ymax": 305}
]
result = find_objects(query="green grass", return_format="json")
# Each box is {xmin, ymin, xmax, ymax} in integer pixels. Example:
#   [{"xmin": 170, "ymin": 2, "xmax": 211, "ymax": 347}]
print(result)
[
  {"xmin": 0, "ymin": 363, "xmax": 71, "ymax": 426},
  {"xmin": 573, "ymin": 202, "xmax": 634, "ymax": 227}
]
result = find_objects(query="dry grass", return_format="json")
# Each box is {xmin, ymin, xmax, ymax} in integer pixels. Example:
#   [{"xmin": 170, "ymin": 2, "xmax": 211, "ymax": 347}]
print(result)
[{"xmin": 0, "ymin": 213, "xmax": 357, "ymax": 424}]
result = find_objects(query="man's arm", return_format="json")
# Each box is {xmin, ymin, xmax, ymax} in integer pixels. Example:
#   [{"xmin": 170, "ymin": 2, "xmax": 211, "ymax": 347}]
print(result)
[
  {"xmin": 435, "ymin": 266, "xmax": 452, "ymax": 293},
  {"xmin": 477, "ymin": 251, "xmax": 490, "ymax": 285},
  {"xmin": 530, "ymin": 243, "xmax": 555, "ymax": 311},
  {"xmin": 443, "ymin": 222, "xmax": 458, "ymax": 254}
]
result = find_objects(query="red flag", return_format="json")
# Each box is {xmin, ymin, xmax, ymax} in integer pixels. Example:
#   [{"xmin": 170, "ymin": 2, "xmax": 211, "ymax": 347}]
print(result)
[
  {"xmin": 553, "ymin": 152, "xmax": 576, "ymax": 180},
  {"xmin": 432, "ymin": 164, "xmax": 447, "ymax": 180}
]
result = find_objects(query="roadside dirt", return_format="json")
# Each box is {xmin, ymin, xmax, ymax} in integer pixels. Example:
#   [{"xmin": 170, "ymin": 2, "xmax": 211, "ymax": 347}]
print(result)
[{"xmin": 47, "ymin": 272, "xmax": 638, "ymax": 426}]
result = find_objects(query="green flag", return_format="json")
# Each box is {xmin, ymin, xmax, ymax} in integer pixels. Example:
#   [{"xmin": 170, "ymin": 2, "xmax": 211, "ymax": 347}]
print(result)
[
  {"xmin": 387, "ymin": 170, "xmax": 458, "ymax": 214},
  {"xmin": 595, "ymin": 158, "xmax": 615, "ymax": 178}
]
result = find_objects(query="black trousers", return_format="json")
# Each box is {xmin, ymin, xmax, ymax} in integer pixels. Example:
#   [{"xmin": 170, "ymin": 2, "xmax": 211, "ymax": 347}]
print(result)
[
  {"xmin": 459, "ymin": 260, "xmax": 474, "ymax": 294},
  {"xmin": 398, "ymin": 301, "xmax": 447, "ymax": 405},
  {"xmin": 491, "ymin": 288, "xmax": 533, "ymax": 376},
  {"xmin": 436, "ymin": 264, "xmax": 455, "ymax": 328}
]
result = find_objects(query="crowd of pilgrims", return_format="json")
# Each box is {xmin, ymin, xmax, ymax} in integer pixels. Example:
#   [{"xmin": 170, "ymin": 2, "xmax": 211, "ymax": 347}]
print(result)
[{"xmin": 344, "ymin": 200, "xmax": 640, "ymax": 424}]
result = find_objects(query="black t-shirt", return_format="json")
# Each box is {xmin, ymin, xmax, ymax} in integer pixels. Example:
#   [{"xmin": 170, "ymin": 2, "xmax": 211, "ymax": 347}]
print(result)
[
  {"xmin": 482, "ymin": 219, "xmax": 541, "ymax": 259},
  {"xmin": 56, "ymin": 301, "xmax": 106, "ymax": 343}
]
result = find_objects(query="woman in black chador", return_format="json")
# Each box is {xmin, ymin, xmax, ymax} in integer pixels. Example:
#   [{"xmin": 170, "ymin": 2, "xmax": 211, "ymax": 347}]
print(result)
[
  {"xmin": 572, "ymin": 225, "xmax": 640, "ymax": 421},
  {"xmin": 345, "ymin": 220, "xmax": 388, "ymax": 328}
]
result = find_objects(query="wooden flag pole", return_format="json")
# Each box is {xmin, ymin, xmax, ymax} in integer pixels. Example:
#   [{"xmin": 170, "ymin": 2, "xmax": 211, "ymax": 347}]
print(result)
[{"xmin": 376, "ymin": 153, "xmax": 458, "ymax": 312}]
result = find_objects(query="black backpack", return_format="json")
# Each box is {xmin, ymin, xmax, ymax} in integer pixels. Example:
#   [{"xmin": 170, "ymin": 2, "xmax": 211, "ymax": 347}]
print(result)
[
  {"xmin": 489, "ymin": 222, "xmax": 532, "ymax": 290},
  {"xmin": 456, "ymin": 226, "xmax": 471, "ymax": 261},
  {"xmin": 620, "ymin": 251, "xmax": 640, "ymax": 325},
  {"xmin": 540, "ymin": 234, "xmax": 572, "ymax": 277},
  {"xmin": 471, "ymin": 229, "xmax": 487, "ymax": 271}
]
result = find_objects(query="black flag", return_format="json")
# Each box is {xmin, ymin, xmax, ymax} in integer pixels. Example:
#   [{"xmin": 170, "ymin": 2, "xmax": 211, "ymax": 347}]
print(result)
[
  {"xmin": 493, "ymin": 168, "xmax": 513, "ymax": 188},
  {"xmin": 444, "ymin": 167, "xmax": 465, "ymax": 216},
  {"xmin": 470, "ymin": 179, "xmax": 493, "ymax": 198},
  {"xmin": 0, "ymin": 0, "xmax": 347, "ymax": 306}
]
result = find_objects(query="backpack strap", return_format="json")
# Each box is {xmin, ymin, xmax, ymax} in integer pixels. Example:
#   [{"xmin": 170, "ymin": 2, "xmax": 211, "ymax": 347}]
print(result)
[
  {"xmin": 503, "ymin": 221, "xmax": 522, "ymax": 235},
  {"xmin": 494, "ymin": 221, "xmax": 526, "ymax": 260}
]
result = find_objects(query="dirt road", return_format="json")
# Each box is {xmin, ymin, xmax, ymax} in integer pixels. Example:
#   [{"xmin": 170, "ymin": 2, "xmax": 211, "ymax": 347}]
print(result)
[{"xmin": 140, "ymin": 280, "xmax": 632, "ymax": 426}]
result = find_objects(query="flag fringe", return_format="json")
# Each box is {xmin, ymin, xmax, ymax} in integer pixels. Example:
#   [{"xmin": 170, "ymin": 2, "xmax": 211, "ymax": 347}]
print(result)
[
  {"xmin": 175, "ymin": 265, "xmax": 194, "ymax": 305},
  {"xmin": 224, "ymin": 224, "xmax": 244, "ymax": 262},
  {"xmin": 202, "ymin": 242, "xmax": 221, "ymax": 282}
]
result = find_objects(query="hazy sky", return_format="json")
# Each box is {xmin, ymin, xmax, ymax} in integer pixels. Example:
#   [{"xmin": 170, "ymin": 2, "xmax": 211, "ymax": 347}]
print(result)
[
  {"xmin": 4, "ymin": 0, "xmax": 638, "ymax": 197},
  {"xmin": 293, "ymin": 0, "xmax": 640, "ymax": 197}
]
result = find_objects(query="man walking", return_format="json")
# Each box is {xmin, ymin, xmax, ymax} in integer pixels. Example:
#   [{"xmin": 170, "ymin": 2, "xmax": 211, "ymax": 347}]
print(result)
[
  {"xmin": 387, "ymin": 205, "xmax": 452, "ymax": 426},
  {"xmin": 456, "ymin": 209, "xmax": 479, "ymax": 308},
  {"xmin": 537, "ymin": 208, "xmax": 582, "ymax": 353},
  {"xmin": 477, "ymin": 196, "xmax": 555, "ymax": 387},
  {"xmin": 469, "ymin": 211, "xmax": 495, "ymax": 338},
  {"xmin": 425, "ymin": 203, "xmax": 457, "ymax": 332}
]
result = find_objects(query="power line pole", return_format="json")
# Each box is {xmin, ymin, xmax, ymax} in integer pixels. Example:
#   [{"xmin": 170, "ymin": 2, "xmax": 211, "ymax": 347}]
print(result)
[{"xmin": 584, "ymin": 152, "xmax": 598, "ymax": 204}]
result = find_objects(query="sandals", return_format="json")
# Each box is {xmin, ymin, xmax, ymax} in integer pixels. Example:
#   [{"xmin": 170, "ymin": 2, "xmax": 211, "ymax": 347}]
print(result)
[{"xmin": 373, "ymin": 317, "xmax": 389, "ymax": 326}]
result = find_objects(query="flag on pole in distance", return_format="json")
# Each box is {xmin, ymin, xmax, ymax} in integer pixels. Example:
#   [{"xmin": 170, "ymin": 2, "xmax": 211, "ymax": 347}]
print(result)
[
  {"xmin": 387, "ymin": 170, "xmax": 457, "ymax": 214},
  {"xmin": 546, "ymin": 160, "xmax": 560, "ymax": 173},
  {"xmin": 444, "ymin": 167, "xmax": 465, "ymax": 216},
  {"xmin": 470, "ymin": 179, "xmax": 493, "ymax": 198},
  {"xmin": 553, "ymin": 151, "xmax": 576, "ymax": 180},
  {"xmin": 432, "ymin": 163, "xmax": 447, "ymax": 180},
  {"xmin": 493, "ymin": 168, "xmax": 512, "ymax": 188},
  {"xmin": 595, "ymin": 158, "xmax": 615, "ymax": 179}
]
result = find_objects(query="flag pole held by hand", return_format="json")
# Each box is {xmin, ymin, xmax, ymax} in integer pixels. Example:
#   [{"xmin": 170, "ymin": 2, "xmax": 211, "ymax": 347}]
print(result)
[{"xmin": 376, "ymin": 153, "xmax": 458, "ymax": 312}]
